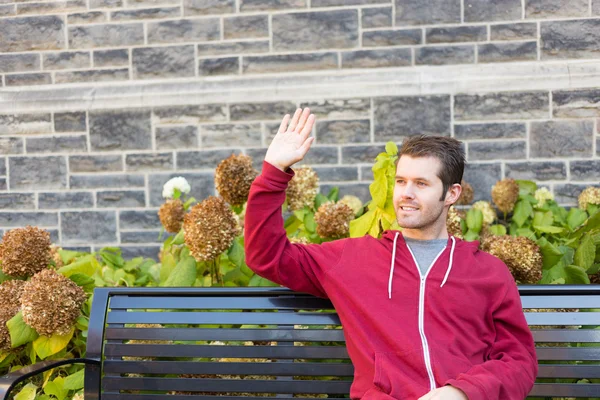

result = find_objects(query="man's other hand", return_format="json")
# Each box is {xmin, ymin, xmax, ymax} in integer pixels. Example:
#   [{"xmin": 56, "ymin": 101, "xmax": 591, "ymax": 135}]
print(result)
[
  {"xmin": 417, "ymin": 386, "xmax": 468, "ymax": 400},
  {"xmin": 264, "ymin": 107, "xmax": 315, "ymax": 172}
]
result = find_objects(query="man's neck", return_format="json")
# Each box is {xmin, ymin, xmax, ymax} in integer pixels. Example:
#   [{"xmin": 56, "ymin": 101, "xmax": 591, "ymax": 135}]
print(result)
[{"xmin": 401, "ymin": 227, "xmax": 449, "ymax": 241}]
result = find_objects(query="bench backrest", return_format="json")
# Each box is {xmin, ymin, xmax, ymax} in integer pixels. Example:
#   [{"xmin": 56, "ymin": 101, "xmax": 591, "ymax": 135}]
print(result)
[{"xmin": 85, "ymin": 286, "xmax": 600, "ymax": 399}]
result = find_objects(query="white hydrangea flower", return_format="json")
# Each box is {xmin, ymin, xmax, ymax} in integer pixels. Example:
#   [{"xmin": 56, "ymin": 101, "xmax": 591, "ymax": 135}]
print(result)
[
  {"xmin": 162, "ymin": 176, "xmax": 191, "ymax": 199},
  {"xmin": 534, "ymin": 187, "xmax": 554, "ymax": 206},
  {"xmin": 472, "ymin": 201, "xmax": 496, "ymax": 225}
]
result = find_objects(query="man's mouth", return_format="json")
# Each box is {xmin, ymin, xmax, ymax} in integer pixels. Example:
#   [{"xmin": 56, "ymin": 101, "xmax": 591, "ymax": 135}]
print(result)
[{"xmin": 399, "ymin": 206, "xmax": 419, "ymax": 211}]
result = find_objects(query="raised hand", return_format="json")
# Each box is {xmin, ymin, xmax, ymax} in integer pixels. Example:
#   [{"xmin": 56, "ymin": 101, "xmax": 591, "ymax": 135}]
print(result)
[{"xmin": 264, "ymin": 108, "xmax": 315, "ymax": 172}]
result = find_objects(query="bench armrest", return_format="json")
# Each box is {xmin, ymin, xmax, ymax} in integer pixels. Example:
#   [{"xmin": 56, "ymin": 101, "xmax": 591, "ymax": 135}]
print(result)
[{"xmin": 0, "ymin": 358, "xmax": 100, "ymax": 400}]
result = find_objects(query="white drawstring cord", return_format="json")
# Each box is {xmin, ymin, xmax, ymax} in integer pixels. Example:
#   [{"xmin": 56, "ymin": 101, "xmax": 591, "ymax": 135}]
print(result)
[
  {"xmin": 440, "ymin": 236, "xmax": 456, "ymax": 288},
  {"xmin": 388, "ymin": 232, "xmax": 400, "ymax": 299}
]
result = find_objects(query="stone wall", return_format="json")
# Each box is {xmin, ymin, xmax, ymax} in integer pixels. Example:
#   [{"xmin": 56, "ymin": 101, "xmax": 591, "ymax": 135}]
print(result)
[{"xmin": 0, "ymin": 0, "xmax": 599, "ymax": 258}]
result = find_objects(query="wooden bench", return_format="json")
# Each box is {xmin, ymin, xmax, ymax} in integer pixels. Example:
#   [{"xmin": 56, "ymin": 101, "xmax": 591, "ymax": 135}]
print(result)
[{"xmin": 1, "ymin": 286, "xmax": 599, "ymax": 399}]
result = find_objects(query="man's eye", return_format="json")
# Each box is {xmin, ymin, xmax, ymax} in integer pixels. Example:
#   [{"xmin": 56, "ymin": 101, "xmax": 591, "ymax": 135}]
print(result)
[{"xmin": 417, "ymin": 182, "xmax": 426, "ymax": 186}]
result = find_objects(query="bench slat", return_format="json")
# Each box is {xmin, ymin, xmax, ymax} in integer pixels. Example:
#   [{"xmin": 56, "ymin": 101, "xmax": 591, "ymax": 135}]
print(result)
[
  {"xmin": 104, "ymin": 344, "xmax": 350, "ymax": 359},
  {"xmin": 109, "ymin": 296, "xmax": 334, "ymax": 310},
  {"xmin": 102, "ymin": 377, "xmax": 352, "ymax": 394},
  {"xmin": 535, "ymin": 347, "xmax": 600, "ymax": 361},
  {"xmin": 106, "ymin": 311, "xmax": 341, "ymax": 325},
  {"xmin": 524, "ymin": 312, "xmax": 600, "ymax": 325},
  {"xmin": 103, "ymin": 395, "xmax": 282, "ymax": 400},
  {"xmin": 103, "ymin": 360, "xmax": 354, "ymax": 376},
  {"xmin": 531, "ymin": 329, "xmax": 600, "ymax": 342},
  {"xmin": 521, "ymin": 295, "xmax": 600, "ymax": 308},
  {"xmin": 529, "ymin": 383, "xmax": 600, "ymax": 397},
  {"xmin": 537, "ymin": 364, "xmax": 600, "ymax": 378},
  {"xmin": 104, "ymin": 327, "xmax": 346, "ymax": 342}
]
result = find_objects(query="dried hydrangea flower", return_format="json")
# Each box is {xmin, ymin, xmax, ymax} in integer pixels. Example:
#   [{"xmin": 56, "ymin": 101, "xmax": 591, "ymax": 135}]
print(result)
[
  {"xmin": 446, "ymin": 206, "xmax": 463, "ymax": 239},
  {"xmin": 491, "ymin": 178, "xmax": 520, "ymax": 214},
  {"xmin": 314, "ymin": 202, "xmax": 354, "ymax": 239},
  {"xmin": 0, "ymin": 309, "xmax": 13, "ymax": 351},
  {"xmin": 0, "ymin": 279, "xmax": 26, "ymax": 316},
  {"xmin": 456, "ymin": 180, "xmax": 474, "ymax": 206},
  {"xmin": 50, "ymin": 245, "xmax": 64, "ymax": 269},
  {"xmin": 20, "ymin": 269, "xmax": 87, "ymax": 336},
  {"xmin": 338, "ymin": 195, "xmax": 363, "ymax": 215},
  {"xmin": 215, "ymin": 154, "xmax": 258, "ymax": 206},
  {"xmin": 286, "ymin": 167, "xmax": 319, "ymax": 211},
  {"xmin": 472, "ymin": 201, "xmax": 496, "ymax": 225},
  {"xmin": 0, "ymin": 226, "xmax": 51, "ymax": 278},
  {"xmin": 289, "ymin": 236, "xmax": 310, "ymax": 245},
  {"xmin": 481, "ymin": 235, "xmax": 542, "ymax": 284},
  {"xmin": 158, "ymin": 199, "xmax": 185, "ymax": 233},
  {"xmin": 578, "ymin": 187, "xmax": 600, "ymax": 211},
  {"xmin": 184, "ymin": 196, "xmax": 241, "ymax": 262}
]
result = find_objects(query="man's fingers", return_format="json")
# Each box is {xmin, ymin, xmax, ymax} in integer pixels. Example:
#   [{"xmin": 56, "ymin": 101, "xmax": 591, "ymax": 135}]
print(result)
[
  {"xmin": 288, "ymin": 108, "xmax": 302, "ymax": 132},
  {"xmin": 299, "ymin": 114, "xmax": 315, "ymax": 141},
  {"xmin": 298, "ymin": 136, "xmax": 315, "ymax": 156},
  {"xmin": 294, "ymin": 107, "xmax": 311, "ymax": 133},
  {"xmin": 278, "ymin": 114, "xmax": 290, "ymax": 134}
]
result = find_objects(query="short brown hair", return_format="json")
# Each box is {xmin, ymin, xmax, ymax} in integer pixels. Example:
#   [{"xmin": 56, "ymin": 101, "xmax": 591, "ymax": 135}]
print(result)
[{"xmin": 398, "ymin": 135, "xmax": 465, "ymax": 200}]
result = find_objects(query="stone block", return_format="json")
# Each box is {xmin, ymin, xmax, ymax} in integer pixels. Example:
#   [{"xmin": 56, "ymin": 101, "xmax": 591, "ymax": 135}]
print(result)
[
  {"xmin": 153, "ymin": 105, "xmax": 227, "ymax": 124},
  {"xmin": 54, "ymin": 112, "xmax": 86, "ymax": 132},
  {"xmin": 296, "ymin": 146, "xmax": 339, "ymax": 166},
  {"xmin": 156, "ymin": 126, "xmax": 198, "ymax": 150},
  {"xmin": 530, "ymin": 120, "xmax": 593, "ymax": 158},
  {"xmin": 110, "ymin": 6, "xmax": 180, "ymax": 21},
  {"xmin": 552, "ymin": 89, "xmax": 600, "ymax": 118},
  {"xmin": 394, "ymin": 0, "xmax": 460, "ymax": 25},
  {"xmin": 478, "ymin": 41, "xmax": 537, "ymax": 63},
  {"xmin": 0, "ymin": 113, "xmax": 51, "ymax": 135},
  {"xmin": 183, "ymin": 0, "xmax": 234, "ymax": 16},
  {"xmin": 69, "ymin": 23, "xmax": 143, "ymax": 49},
  {"xmin": 454, "ymin": 91, "xmax": 549, "ymax": 120},
  {"xmin": 554, "ymin": 184, "xmax": 597, "ymax": 205},
  {"xmin": 541, "ymin": 20, "xmax": 600, "ymax": 60},
  {"xmin": 361, "ymin": 166, "xmax": 374, "ymax": 181},
  {"xmin": 43, "ymin": 51, "xmax": 90, "ymax": 70},
  {"xmin": 26, "ymin": 135, "xmax": 88, "ymax": 153},
  {"xmin": 224, "ymin": 15, "xmax": 268, "ymax": 40},
  {"xmin": 38, "ymin": 192, "xmax": 94, "ymax": 209},
  {"xmin": 361, "ymin": 6, "xmax": 392, "ymax": 28},
  {"xmin": 464, "ymin": 0, "xmax": 521, "ymax": 22},
  {"xmin": 0, "ymin": 4, "xmax": 15, "ymax": 16},
  {"xmin": 230, "ymin": 102, "xmax": 297, "ymax": 121},
  {"xmin": 70, "ymin": 174, "xmax": 145, "ymax": 189},
  {"xmin": 374, "ymin": 95, "xmax": 451, "ymax": 139},
  {"xmin": 341, "ymin": 145, "xmax": 383, "ymax": 163},
  {"xmin": 362, "ymin": 29, "xmax": 421, "ymax": 46},
  {"xmin": 570, "ymin": 160, "xmax": 600, "ymax": 181},
  {"xmin": 0, "ymin": 193, "xmax": 35, "ymax": 209},
  {"xmin": 0, "ymin": 212, "xmax": 57, "ymax": 227},
  {"xmin": 312, "ymin": 166, "xmax": 359, "ymax": 182},
  {"xmin": 239, "ymin": 0, "xmax": 306, "ymax": 11},
  {"xmin": 467, "ymin": 140, "xmax": 526, "ymax": 161},
  {"xmin": 505, "ymin": 161, "xmax": 566, "ymax": 181},
  {"xmin": 462, "ymin": 162, "xmax": 502, "ymax": 201},
  {"xmin": 299, "ymin": 98, "xmax": 370, "ymax": 119},
  {"xmin": 9, "ymin": 156, "xmax": 67, "ymax": 190},
  {"xmin": 97, "ymin": 190, "xmax": 146, "ymax": 207},
  {"xmin": 243, "ymin": 53, "xmax": 338, "ymax": 74},
  {"xmin": 120, "ymin": 231, "xmax": 163, "ymax": 244},
  {"xmin": 0, "ymin": 178, "xmax": 6, "ymax": 190},
  {"xmin": 148, "ymin": 172, "xmax": 214, "ymax": 206},
  {"xmin": 490, "ymin": 23, "xmax": 537, "ymax": 41},
  {"xmin": 5, "ymin": 73, "xmax": 51, "ymax": 86},
  {"xmin": 16, "ymin": 0, "xmax": 85, "ymax": 15},
  {"xmin": 69, "ymin": 155, "xmax": 123, "ymax": 173},
  {"xmin": 454, "ymin": 123, "xmax": 526, "ymax": 139},
  {"xmin": 67, "ymin": 11, "xmax": 107, "ymax": 24},
  {"xmin": 176, "ymin": 149, "xmax": 243, "ymax": 170},
  {"xmin": 89, "ymin": 109, "xmax": 151, "ymax": 151},
  {"xmin": 313, "ymin": 0, "xmax": 389, "ymax": 5},
  {"xmin": 272, "ymin": 10, "xmax": 358, "ymax": 51},
  {"xmin": 342, "ymin": 48, "xmax": 411, "ymax": 69},
  {"xmin": 147, "ymin": 18, "xmax": 219, "ymax": 44},
  {"xmin": 55, "ymin": 68, "xmax": 129, "ymax": 84},
  {"xmin": 320, "ymin": 183, "xmax": 370, "ymax": 202},
  {"xmin": 416, "ymin": 45, "xmax": 474, "ymax": 65},
  {"xmin": 133, "ymin": 45, "xmax": 195, "ymax": 79},
  {"xmin": 197, "ymin": 41, "xmax": 269, "ymax": 57},
  {"xmin": 61, "ymin": 211, "xmax": 117, "ymax": 244},
  {"xmin": 0, "ymin": 158, "xmax": 4, "ymax": 175},
  {"xmin": 526, "ymin": 0, "xmax": 588, "ymax": 18},
  {"xmin": 93, "ymin": 49, "xmax": 129, "ymax": 67},
  {"xmin": 198, "ymin": 57, "xmax": 239, "ymax": 76},
  {"xmin": 0, "ymin": 53, "xmax": 40, "ymax": 73},
  {"xmin": 0, "ymin": 16, "xmax": 65, "ymax": 52},
  {"xmin": 426, "ymin": 26, "xmax": 486, "ymax": 43},
  {"xmin": 0, "ymin": 138, "xmax": 23, "ymax": 154},
  {"xmin": 316, "ymin": 120, "xmax": 370, "ymax": 144},
  {"xmin": 126, "ymin": 152, "xmax": 173, "ymax": 171},
  {"xmin": 119, "ymin": 209, "xmax": 161, "ymax": 229},
  {"xmin": 119, "ymin": 245, "xmax": 160, "ymax": 261},
  {"xmin": 126, "ymin": 0, "xmax": 181, "ymax": 7},
  {"xmin": 201, "ymin": 123, "xmax": 261, "ymax": 147}
]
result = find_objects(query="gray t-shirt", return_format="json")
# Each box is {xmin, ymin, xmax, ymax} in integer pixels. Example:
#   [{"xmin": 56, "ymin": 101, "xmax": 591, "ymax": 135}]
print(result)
[{"xmin": 404, "ymin": 237, "xmax": 448, "ymax": 276}]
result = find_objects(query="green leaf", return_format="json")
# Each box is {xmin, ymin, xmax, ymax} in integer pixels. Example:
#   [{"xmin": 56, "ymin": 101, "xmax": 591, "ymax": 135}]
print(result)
[
  {"xmin": 567, "ymin": 208, "xmax": 588, "ymax": 230},
  {"xmin": 349, "ymin": 209, "xmax": 377, "ymax": 238},
  {"xmin": 57, "ymin": 255, "xmax": 98, "ymax": 278},
  {"xmin": 543, "ymin": 264, "xmax": 590, "ymax": 284},
  {"xmin": 0, "ymin": 269, "xmax": 14, "ymax": 284},
  {"xmin": 489, "ymin": 224, "xmax": 506, "ymax": 236},
  {"xmin": 228, "ymin": 239, "xmax": 244, "ymax": 269},
  {"xmin": 172, "ymin": 230, "xmax": 185, "ymax": 245},
  {"xmin": 533, "ymin": 225, "xmax": 564, "ymax": 234},
  {"xmin": 159, "ymin": 252, "xmax": 177, "ymax": 283},
  {"xmin": 537, "ymin": 237, "xmax": 563, "ymax": 270},
  {"xmin": 369, "ymin": 171, "xmax": 388, "ymax": 209},
  {"xmin": 68, "ymin": 273, "xmax": 96, "ymax": 292},
  {"xmin": 99, "ymin": 248, "xmax": 124, "ymax": 268},
  {"xmin": 385, "ymin": 141, "xmax": 398, "ymax": 156},
  {"xmin": 161, "ymin": 256, "xmax": 197, "ymax": 287},
  {"xmin": 14, "ymin": 383, "xmax": 37, "ymax": 400},
  {"xmin": 533, "ymin": 211, "xmax": 553, "ymax": 227},
  {"xmin": 512, "ymin": 200, "xmax": 533, "ymax": 227},
  {"xmin": 123, "ymin": 257, "xmax": 144, "ymax": 272},
  {"xmin": 516, "ymin": 180, "xmax": 537, "ymax": 195},
  {"xmin": 304, "ymin": 213, "xmax": 316, "ymax": 233},
  {"xmin": 7, "ymin": 312, "xmax": 38, "ymax": 348},
  {"xmin": 464, "ymin": 230, "xmax": 479, "ymax": 242},
  {"xmin": 574, "ymin": 234, "xmax": 596, "ymax": 271},
  {"xmin": 314, "ymin": 193, "xmax": 330, "ymax": 209},
  {"xmin": 44, "ymin": 377, "xmax": 68, "ymax": 400},
  {"xmin": 63, "ymin": 368, "xmax": 85, "ymax": 391},
  {"xmin": 284, "ymin": 215, "xmax": 302, "ymax": 236},
  {"xmin": 466, "ymin": 208, "xmax": 483, "ymax": 233},
  {"xmin": 587, "ymin": 263, "xmax": 600, "ymax": 274},
  {"xmin": 248, "ymin": 274, "xmax": 279, "ymax": 287},
  {"xmin": 33, "ymin": 327, "xmax": 74, "ymax": 360},
  {"xmin": 326, "ymin": 187, "xmax": 339, "ymax": 202}
]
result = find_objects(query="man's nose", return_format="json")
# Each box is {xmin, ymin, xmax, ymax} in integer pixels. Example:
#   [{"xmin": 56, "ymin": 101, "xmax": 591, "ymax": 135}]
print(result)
[{"xmin": 401, "ymin": 184, "xmax": 416, "ymax": 199}]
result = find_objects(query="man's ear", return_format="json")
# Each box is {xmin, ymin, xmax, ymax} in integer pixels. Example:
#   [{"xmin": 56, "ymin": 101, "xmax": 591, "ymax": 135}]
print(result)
[{"xmin": 445, "ymin": 183, "xmax": 462, "ymax": 206}]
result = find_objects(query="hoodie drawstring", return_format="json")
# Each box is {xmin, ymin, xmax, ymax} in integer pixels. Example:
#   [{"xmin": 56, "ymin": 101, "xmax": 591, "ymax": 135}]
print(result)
[{"xmin": 388, "ymin": 234, "xmax": 457, "ymax": 299}]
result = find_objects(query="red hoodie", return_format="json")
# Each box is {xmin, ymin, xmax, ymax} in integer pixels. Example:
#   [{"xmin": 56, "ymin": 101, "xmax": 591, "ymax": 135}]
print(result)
[{"xmin": 245, "ymin": 161, "xmax": 538, "ymax": 400}]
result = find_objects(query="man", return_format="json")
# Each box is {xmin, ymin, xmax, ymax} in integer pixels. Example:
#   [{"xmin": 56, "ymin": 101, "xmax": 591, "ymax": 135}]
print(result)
[{"xmin": 244, "ymin": 108, "xmax": 537, "ymax": 399}]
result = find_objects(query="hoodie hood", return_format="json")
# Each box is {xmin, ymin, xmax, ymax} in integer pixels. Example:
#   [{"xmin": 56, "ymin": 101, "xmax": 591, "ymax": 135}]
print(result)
[{"xmin": 381, "ymin": 230, "xmax": 480, "ymax": 299}]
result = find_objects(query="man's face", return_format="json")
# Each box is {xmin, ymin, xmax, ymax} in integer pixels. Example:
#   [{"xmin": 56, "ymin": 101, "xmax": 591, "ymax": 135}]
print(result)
[{"xmin": 392, "ymin": 155, "xmax": 447, "ymax": 234}]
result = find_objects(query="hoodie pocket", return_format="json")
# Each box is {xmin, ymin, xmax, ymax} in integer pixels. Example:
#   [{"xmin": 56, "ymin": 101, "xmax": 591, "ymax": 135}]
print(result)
[
  {"xmin": 373, "ymin": 349, "xmax": 429, "ymax": 399},
  {"xmin": 428, "ymin": 344, "xmax": 474, "ymax": 385}
]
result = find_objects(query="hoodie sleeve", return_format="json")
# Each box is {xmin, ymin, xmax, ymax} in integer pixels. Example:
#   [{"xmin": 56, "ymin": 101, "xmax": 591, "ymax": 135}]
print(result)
[
  {"xmin": 244, "ymin": 161, "xmax": 346, "ymax": 298},
  {"xmin": 444, "ymin": 274, "xmax": 538, "ymax": 400}
]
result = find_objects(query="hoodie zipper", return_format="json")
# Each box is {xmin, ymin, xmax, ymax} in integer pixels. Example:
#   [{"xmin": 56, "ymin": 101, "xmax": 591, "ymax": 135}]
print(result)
[{"xmin": 406, "ymin": 244, "xmax": 447, "ymax": 392}]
